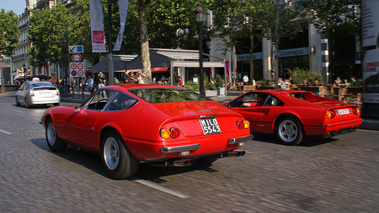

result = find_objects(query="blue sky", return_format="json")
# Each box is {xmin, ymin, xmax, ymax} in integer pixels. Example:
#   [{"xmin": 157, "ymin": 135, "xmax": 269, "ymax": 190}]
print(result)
[{"xmin": 1, "ymin": 0, "xmax": 27, "ymax": 15}]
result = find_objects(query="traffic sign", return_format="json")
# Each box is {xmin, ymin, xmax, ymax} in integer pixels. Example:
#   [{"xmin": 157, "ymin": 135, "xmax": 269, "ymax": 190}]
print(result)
[
  {"xmin": 70, "ymin": 62, "xmax": 85, "ymax": 77},
  {"xmin": 71, "ymin": 53, "xmax": 82, "ymax": 62},
  {"xmin": 69, "ymin": 45, "xmax": 84, "ymax": 53}
]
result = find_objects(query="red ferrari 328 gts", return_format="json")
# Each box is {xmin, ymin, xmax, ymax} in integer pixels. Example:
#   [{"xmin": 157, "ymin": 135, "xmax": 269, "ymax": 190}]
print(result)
[
  {"xmin": 41, "ymin": 84, "xmax": 253, "ymax": 179},
  {"xmin": 225, "ymin": 90, "xmax": 362, "ymax": 146}
]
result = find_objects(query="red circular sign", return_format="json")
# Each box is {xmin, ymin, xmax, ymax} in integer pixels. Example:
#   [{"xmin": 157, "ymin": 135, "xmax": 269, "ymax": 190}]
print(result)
[{"xmin": 71, "ymin": 53, "xmax": 82, "ymax": 62}]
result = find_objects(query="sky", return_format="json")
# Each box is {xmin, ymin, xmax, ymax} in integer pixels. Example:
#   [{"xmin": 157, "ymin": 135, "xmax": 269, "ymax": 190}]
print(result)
[{"xmin": 1, "ymin": 0, "xmax": 27, "ymax": 15}]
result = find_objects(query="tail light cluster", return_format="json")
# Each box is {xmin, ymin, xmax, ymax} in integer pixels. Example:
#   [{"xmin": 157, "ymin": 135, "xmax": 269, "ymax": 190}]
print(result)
[
  {"xmin": 237, "ymin": 120, "xmax": 250, "ymax": 130},
  {"xmin": 56, "ymin": 89, "xmax": 60, "ymax": 96},
  {"xmin": 29, "ymin": 90, "xmax": 35, "ymax": 97},
  {"xmin": 326, "ymin": 107, "xmax": 361, "ymax": 119},
  {"xmin": 160, "ymin": 127, "xmax": 180, "ymax": 139}
]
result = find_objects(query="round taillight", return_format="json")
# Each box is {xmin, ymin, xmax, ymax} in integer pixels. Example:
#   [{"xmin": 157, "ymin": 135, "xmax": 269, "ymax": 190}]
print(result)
[
  {"xmin": 237, "ymin": 121, "xmax": 244, "ymax": 130},
  {"xmin": 160, "ymin": 128, "xmax": 170, "ymax": 139},
  {"xmin": 170, "ymin": 127, "xmax": 180, "ymax": 138},
  {"xmin": 326, "ymin": 110, "xmax": 336, "ymax": 119},
  {"xmin": 243, "ymin": 120, "xmax": 250, "ymax": 129},
  {"xmin": 353, "ymin": 107, "xmax": 360, "ymax": 115}
]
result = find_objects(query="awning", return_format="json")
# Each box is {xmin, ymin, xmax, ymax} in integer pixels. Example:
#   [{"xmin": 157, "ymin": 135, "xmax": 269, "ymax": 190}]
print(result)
[{"xmin": 151, "ymin": 67, "xmax": 169, "ymax": 72}]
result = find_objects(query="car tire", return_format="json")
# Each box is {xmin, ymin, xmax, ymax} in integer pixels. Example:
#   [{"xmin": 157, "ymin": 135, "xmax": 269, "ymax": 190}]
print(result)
[
  {"xmin": 25, "ymin": 98, "xmax": 31, "ymax": 108},
  {"xmin": 102, "ymin": 130, "xmax": 139, "ymax": 179},
  {"xmin": 275, "ymin": 115, "xmax": 304, "ymax": 146},
  {"xmin": 15, "ymin": 97, "xmax": 20, "ymax": 106},
  {"xmin": 53, "ymin": 103, "xmax": 60, "ymax": 106},
  {"xmin": 46, "ymin": 118, "xmax": 67, "ymax": 152}
]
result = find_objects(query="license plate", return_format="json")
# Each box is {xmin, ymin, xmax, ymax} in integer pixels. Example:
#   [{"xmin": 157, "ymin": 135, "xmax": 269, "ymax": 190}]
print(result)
[
  {"xmin": 200, "ymin": 118, "xmax": 221, "ymax": 135},
  {"xmin": 338, "ymin": 108, "xmax": 350, "ymax": 115}
]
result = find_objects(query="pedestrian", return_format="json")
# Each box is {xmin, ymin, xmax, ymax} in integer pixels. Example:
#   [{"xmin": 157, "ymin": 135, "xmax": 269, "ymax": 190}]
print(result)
[
  {"xmin": 87, "ymin": 74, "xmax": 94, "ymax": 93},
  {"xmin": 137, "ymin": 71, "xmax": 146, "ymax": 84},
  {"xmin": 243, "ymin": 74, "xmax": 249, "ymax": 85},
  {"xmin": 97, "ymin": 70, "xmax": 106, "ymax": 88},
  {"xmin": 334, "ymin": 77, "xmax": 343, "ymax": 86},
  {"xmin": 178, "ymin": 76, "xmax": 183, "ymax": 86},
  {"xmin": 124, "ymin": 70, "xmax": 138, "ymax": 84},
  {"xmin": 278, "ymin": 77, "xmax": 287, "ymax": 90}
]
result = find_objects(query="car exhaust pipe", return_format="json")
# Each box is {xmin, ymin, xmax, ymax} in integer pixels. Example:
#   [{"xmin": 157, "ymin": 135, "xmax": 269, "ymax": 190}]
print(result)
[
  {"xmin": 148, "ymin": 159, "xmax": 193, "ymax": 167},
  {"xmin": 173, "ymin": 159, "xmax": 193, "ymax": 167},
  {"xmin": 222, "ymin": 151, "xmax": 246, "ymax": 157}
]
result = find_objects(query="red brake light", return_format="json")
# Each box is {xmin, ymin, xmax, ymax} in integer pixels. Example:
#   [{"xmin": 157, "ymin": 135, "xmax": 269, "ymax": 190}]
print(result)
[
  {"xmin": 352, "ymin": 107, "xmax": 360, "ymax": 115},
  {"xmin": 170, "ymin": 127, "xmax": 180, "ymax": 138},
  {"xmin": 237, "ymin": 121, "xmax": 244, "ymax": 130},
  {"xmin": 30, "ymin": 91, "xmax": 35, "ymax": 96}
]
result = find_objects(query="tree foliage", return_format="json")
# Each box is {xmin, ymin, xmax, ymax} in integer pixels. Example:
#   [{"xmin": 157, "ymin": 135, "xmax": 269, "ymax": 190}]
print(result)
[
  {"xmin": 299, "ymin": 0, "xmax": 361, "ymax": 36},
  {"xmin": 28, "ymin": 5, "xmax": 76, "ymax": 67},
  {"xmin": 0, "ymin": 9, "xmax": 20, "ymax": 57}
]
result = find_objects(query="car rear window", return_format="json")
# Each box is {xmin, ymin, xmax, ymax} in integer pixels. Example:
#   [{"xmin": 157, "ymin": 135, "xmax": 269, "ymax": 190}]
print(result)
[
  {"xmin": 30, "ymin": 82, "xmax": 55, "ymax": 88},
  {"xmin": 128, "ymin": 88, "xmax": 210, "ymax": 103}
]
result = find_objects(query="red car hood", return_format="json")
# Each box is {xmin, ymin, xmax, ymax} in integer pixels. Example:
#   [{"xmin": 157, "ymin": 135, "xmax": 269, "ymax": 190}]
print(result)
[{"xmin": 153, "ymin": 101, "xmax": 235, "ymax": 117}]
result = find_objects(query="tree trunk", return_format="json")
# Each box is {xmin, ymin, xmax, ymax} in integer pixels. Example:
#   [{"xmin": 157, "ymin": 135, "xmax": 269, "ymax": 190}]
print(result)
[
  {"xmin": 249, "ymin": 27, "xmax": 254, "ymax": 83},
  {"xmin": 138, "ymin": 0, "xmax": 151, "ymax": 82}
]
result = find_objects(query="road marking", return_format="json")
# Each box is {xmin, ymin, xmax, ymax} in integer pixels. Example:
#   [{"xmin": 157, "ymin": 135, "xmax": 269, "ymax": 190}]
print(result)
[
  {"xmin": 12, "ymin": 110, "xmax": 23, "ymax": 113},
  {"xmin": 0, "ymin": 129, "xmax": 12, "ymax": 135},
  {"xmin": 133, "ymin": 178, "xmax": 190, "ymax": 199}
]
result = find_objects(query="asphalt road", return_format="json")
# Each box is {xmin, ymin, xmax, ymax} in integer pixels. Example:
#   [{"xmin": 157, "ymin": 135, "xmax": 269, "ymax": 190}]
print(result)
[{"xmin": 1, "ymin": 93, "xmax": 379, "ymax": 213}]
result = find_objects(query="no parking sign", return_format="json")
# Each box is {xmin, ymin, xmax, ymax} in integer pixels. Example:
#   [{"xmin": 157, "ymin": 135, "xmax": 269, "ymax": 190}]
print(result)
[{"xmin": 70, "ymin": 62, "xmax": 84, "ymax": 77}]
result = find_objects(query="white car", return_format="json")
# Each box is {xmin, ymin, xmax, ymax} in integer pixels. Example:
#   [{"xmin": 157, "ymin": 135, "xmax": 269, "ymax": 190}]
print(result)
[{"xmin": 15, "ymin": 80, "xmax": 60, "ymax": 108}]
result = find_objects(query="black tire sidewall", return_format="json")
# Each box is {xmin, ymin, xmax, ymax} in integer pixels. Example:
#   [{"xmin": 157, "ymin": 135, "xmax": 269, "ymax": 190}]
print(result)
[
  {"xmin": 45, "ymin": 118, "xmax": 67, "ymax": 152},
  {"xmin": 275, "ymin": 116, "xmax": 304, "ymax": 146},
  {"xmin": 102, "ymin": 130, "xmax": 138, "ymax": 180}
]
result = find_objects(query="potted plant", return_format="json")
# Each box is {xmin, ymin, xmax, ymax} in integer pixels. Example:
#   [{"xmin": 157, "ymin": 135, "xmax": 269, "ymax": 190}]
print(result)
[{"xmin": 216, "ymin": 75, "xmax": 225, "ymax": 96}]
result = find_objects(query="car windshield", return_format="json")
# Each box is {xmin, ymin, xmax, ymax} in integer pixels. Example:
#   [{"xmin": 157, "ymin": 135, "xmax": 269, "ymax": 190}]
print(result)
[{"xmin": 128, "ymin": 87, "xmax": 210, "ymax": 103}]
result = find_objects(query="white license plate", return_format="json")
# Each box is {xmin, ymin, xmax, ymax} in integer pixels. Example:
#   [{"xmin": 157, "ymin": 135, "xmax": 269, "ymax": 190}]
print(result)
[
  {"xmin": 338, "ymin": 108, "xmax": 350, "ymax": 115},
  {"xmin": 200, "ymin": 118, "xmax": 221, "ymax": 135}
]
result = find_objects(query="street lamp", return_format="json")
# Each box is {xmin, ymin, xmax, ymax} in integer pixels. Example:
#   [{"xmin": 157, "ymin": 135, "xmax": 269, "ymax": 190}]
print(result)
[
  {"xmin": 23, "ymin": 63, "xmax": 26, "ymax": 82},
  {"xmin": 196, "ymin": 4, "xmax": 205, "ymax": 96},
  {"xmin": 62, "ymin": 40, "xmax": 68, "ymax": 96}
]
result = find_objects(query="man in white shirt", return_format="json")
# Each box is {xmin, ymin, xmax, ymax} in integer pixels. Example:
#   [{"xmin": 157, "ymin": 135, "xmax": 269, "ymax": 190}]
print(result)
[
  {"xmin": 88, "ymin": 75, "xmax": 94, "ymax": 93},
  {"xmin": 243, "ymin": 74, "xmax": 249, "ymax": 85}
]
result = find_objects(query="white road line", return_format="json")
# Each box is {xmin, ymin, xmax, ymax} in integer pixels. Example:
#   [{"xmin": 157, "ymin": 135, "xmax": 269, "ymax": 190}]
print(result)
[
  {"xmin": 133, "ymin": 178, "xmax": 190, "ymax": 199},
  {"xmin": 0, "ymin": 129, "xmax": 12, "ymax": 135}
]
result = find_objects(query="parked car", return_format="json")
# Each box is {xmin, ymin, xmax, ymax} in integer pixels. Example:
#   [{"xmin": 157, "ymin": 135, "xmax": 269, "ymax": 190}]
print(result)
[
  {"xmin": 40, "ymin": 84, "xmax": 253, "ymax": 179},
  {"xmin": 225, "ymin": 90, "xmax": 362, "ymax": 146},
  {"xmin": 15, "ymin": 79, "xmax": 60, "ymax": 108}
]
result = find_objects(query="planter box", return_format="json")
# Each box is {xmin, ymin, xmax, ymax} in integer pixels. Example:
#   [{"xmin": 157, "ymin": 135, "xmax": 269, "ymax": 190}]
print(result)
[
  {"xmin": 205, "ymin": 90, "xmax": 217, "ymax": 97},
  {"xmin": 217, "ymin": 87, "xmax": 226, "ymax": 96}
]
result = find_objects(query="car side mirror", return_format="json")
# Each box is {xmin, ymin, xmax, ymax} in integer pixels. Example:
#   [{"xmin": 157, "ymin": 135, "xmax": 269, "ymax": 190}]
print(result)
[{"xmin": 74, "ymin": 105, "xmax": 80, "ymax": 112}]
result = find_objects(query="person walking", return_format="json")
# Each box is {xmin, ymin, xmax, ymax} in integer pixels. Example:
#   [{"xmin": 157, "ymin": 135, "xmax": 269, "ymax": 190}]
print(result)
[
  {"xmin": 87, "ymin": 74, "xmax": 94, "ymax": 94},
  {"xmin": 124, "ymin": 70, "xmax": 138, "ymax": 84},
  {"xmin": 97, "ymin": 70, "xmax": 106, "ymax": 88},
  {"xmin": 243, "ymin": 74, "xmax": 249, "ymax": 85}
]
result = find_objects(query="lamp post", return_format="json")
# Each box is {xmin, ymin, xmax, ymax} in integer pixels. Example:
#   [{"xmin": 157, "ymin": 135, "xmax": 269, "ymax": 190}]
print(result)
[
  {"xmin": 22, "ymin": 63, "xmax": 26, "ymax": 82},
  {"xmin": 196, "ymin": 4, "xmax": 205, "ymax": 96},
  {"xmin": 62, "ymin": 40, "xmax": 68, "ymax": 96}
]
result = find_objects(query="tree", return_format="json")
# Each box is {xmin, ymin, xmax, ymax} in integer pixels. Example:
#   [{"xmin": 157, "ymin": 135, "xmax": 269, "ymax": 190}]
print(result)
[
  {"xmin": 299, "ymin": 0, "xmax": 360, "ymax": 83},
  {"xmin": 211, "ymin": 0, "xmax": 269, "ymax": 82},
  {"xmin": 263, "ymin": 0, "xmax": 308, "ymax": 86},
  {"xmin": 0, "ymin": 9, "xmax": 20, "ymax": 57},
  {"xmin": 28, "ymin": 5, "xmax": 76, "ymax": 68}
]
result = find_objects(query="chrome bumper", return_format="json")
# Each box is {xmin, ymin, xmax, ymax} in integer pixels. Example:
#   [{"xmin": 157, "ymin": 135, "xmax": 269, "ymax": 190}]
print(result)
[
  {"xmin": 161, "ymin": 144, "xmax": 201, "ymax": 154},
  {"xmin": 228, "ymin": 135, "xmax": 254, "ymax": 145}
]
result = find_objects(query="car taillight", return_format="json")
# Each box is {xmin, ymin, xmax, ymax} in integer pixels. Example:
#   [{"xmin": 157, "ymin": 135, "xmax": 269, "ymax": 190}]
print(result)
[
  {"xmin": 326, "ymin": 110, "xmax": 336, "ymax": 119},
  {"xmin": 56, "ymin": 90, "xmax": 60, "ymax": 95},
  {"xmin": 237, "ymin": 120, "xmax": 250, "ymax": 130},
  {"xmin": 30, "ymin": 91, "xmax": 35, "ymax": 96},
  {"xmin": 160, "ymin": 127, "xmax": 180, "ymax": 139},
  {"xmin": 352, "ymin": 107, "xmax": 360, "ymax": 115}
]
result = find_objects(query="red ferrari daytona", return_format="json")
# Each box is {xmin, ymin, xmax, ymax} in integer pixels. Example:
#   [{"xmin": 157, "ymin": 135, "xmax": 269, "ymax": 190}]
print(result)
[
  {"xmin": 225, "ymin": 90, "xmax": 362, "ymax": 145},
  {"xmin": 41, "ymin": 84, "xmax": 253, "ymax": 179}
]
